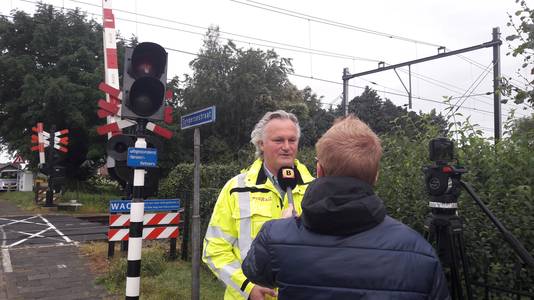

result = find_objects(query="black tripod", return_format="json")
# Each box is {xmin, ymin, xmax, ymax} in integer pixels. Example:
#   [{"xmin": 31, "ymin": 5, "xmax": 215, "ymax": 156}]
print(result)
[
  {"xmin": 424, "ymin": 196, "xmax": 473, "ymax": 300},
  {"xmin": 422, "ymin": 138, "xmax": 534, "ymax": 299},
  {"xmin": 423, "ymin": 179, "xmax": 534, "ymax": 300}
]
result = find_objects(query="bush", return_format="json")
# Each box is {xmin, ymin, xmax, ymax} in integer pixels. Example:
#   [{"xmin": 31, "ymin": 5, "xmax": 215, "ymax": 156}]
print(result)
[
  {"xmin": 158, "ymin": 163, "xmax": 241, "ymax": 199},
  {"xmin": 158, "ymin": 163, "xmax": 241, "ymax": 255}
]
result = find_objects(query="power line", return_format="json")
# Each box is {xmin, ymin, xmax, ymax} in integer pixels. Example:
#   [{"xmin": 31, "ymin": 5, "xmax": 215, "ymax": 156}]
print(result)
[
  {"xmin": 448, "ymin": 61, "xmax": 494, "ymax": 118},
  {"xmin": 6, "ymin": 0, "xmax": 531, "ymax": 119},
  {"xmin": 101, "ymin": 0, "xmax": 529, "ymax": 107},
  {"xmin": 453, "ymin": 51, "xmax": 526, "ymax": 89},
  {"xmin": 230, "ymin": 0, "xmax": 444, "ymax": 48},
  {"xmin": 20, "ymin": 0, "xmax": 525, "ymax": 112},
  {"xmin": 234, "ymin": 0, "xmax": 526, "ymax": 95},
  {"xmin": 289, "ymin": 73, "xmax": 502, "ymax": 115},
  {"xmin": 61, "ymin": 0, "xmax": 380, "ymax": 63},
  {"xmin": 394, "ymin": 67, "xmax": 495, "ymax": 106},
  {"xmin": 292, "ymin": 72, "xmax": 530, "ymax": 118}
]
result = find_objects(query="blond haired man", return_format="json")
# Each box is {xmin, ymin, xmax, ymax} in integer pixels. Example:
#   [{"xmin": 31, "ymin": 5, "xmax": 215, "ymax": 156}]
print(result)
[{"xmin": 243, "ymin": 116, "xmax": 450, "ymax": 300}]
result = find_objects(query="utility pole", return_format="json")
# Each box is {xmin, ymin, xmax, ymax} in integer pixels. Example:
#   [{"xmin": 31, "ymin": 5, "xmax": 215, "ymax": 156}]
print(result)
[
  {"xmin": 492, "ymin": 27, "xmax": 502, "ymax": 142},
  {"xmin": 342, "ymin": 68, "xmax": 349, "ymax": 116}
]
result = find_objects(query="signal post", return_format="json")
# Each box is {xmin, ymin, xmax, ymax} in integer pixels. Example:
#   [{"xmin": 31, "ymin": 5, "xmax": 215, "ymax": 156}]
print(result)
[
  {"xmin": 97, "ymin": 42, "xmax": 173, "ymax": 300},
  {"xmin": 123, "ymin": 42, "xmax": 168, "ymax": 300}
]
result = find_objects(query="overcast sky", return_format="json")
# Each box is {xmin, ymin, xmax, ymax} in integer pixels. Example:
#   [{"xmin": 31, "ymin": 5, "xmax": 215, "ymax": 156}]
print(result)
[{"xmin": 1, "ymin": 0, "xmax": 533, "ymax": 163}]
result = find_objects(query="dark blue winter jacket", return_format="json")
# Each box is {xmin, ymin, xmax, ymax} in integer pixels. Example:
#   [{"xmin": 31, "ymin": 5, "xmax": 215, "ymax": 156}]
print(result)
[{"xmin": 242, "ymin": 176, "xmax": 450, "ymax": 300}]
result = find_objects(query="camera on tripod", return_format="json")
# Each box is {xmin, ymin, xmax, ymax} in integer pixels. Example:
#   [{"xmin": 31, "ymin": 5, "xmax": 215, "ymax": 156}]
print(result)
[
  {"xmin": 422, "ymin": 137, "xmax": 534, "ymax": 300},
  {"xmin": 429, "ymin": 137, "xmax": 453, "ymax": 163},
  {"xmin": 423, "ymin": 138, "xmax": 465, "ymax": 211}
]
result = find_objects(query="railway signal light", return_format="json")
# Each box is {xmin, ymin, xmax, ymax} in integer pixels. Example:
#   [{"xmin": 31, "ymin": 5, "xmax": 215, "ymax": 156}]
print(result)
[{"xmin": 121, "ymin": 42, "xmax": 168, "ymax": 121}]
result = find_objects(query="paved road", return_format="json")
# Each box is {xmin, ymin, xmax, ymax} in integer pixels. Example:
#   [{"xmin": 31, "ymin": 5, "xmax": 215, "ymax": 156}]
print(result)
[
  {"xmin": 0, "ymin": 199, "xmax": 113, "ymax": 299},
  {"xmin": 1, "ymin": 214, "xmax": 108, "ymax": 248}
]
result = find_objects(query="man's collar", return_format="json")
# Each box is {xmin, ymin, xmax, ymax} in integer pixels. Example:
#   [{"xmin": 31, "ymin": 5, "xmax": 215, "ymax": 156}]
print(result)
[{"xmin": 263, "ymin": 164, "xmax": 275, "ymax": 180}]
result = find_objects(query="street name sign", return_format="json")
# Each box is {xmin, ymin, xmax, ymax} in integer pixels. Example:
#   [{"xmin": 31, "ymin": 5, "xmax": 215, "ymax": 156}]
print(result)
[
  {"xmin": 109, "ymin": 199, "xmax": 181, "ymax": 213},
  {"xmin": 180, "ymin": 106, "xmax": 216, "ymax": 130}
]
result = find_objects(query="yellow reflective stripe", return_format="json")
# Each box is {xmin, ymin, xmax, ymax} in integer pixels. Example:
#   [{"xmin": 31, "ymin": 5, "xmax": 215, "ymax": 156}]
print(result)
[
  {"xmin": 236, "ymin": 173, "xmax": 252, "ymax": 260},
  {"xmin": 202, "ymin": 239, "xmax": 248, "ymax": 298},
  {"xmin": 205, "ymin": 225, "xmax": 237, "ymax": 245}
]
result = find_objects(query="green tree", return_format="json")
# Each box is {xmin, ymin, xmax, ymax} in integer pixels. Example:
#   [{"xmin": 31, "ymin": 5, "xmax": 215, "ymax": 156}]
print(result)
[
  {"xmin": 0, "ymin": 5, "xmax": 104, "ymax": 178},
  {"xmin": 344, "ymin": 86, "xmax": 448, "ymax": 136},
  {"xmin": 299, "ymin": 86, "xmax": 335, "ymax": 147},
  {"xmin": 175, "ymin": 27, "xmax": 324, "ymax": 163},
  {"xmin": 0, "ymin": 4, "xmax": 132, "ymax": 179},
  {"xmin": 502, "ymin": 0, "xmax": 533, "ymax": 107},
  {"xmin": 509, "ymin": 113, "xmax": 534, "ymax": 138}
]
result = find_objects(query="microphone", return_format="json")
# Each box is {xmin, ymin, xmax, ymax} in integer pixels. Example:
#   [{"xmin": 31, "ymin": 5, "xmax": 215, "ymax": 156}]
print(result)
[{"xmin": 277, "ymin": 166, "xmax": 298, "ymax": 216}]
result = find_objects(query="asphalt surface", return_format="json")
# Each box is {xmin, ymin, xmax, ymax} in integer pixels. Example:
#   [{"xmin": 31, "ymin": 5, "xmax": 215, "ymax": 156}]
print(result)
[{"xmin": 0, "ymin": 198, "xmax": 113, "ymax": 299}]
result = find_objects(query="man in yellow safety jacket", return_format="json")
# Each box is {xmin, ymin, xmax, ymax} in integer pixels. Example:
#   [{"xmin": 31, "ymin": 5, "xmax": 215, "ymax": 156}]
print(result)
[{"xmin": 202, "ymin": 110, "xmax": 314, "ymax": 300}]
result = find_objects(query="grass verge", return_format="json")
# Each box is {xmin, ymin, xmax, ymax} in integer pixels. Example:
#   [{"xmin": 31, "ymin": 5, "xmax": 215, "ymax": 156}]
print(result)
[
  {"xmin": 0, "ymin": 187, "xmax": 121, "ymax": 214},
  {"xmin": 81, "ymin": 241, "xmax": 225, "ymax": 299},
  {"xmin": 0, "ymin": 191, "xmax": 39, "ymax": 211}
]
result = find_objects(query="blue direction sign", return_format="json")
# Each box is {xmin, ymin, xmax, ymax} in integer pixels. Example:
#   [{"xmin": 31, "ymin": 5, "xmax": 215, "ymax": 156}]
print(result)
[
  {"xmin": 109, "ymin": 199, "xmax": 181, "ymax": 213},
  {"xmin": 127, "ymin": 147, "xmax": 157, "ymax": 168},
  {"xmin": 181, "ymin": 106, "xmax": 216, "ymax": 130}
]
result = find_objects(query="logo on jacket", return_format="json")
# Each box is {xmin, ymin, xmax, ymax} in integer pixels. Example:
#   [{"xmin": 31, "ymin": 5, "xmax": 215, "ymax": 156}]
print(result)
[{"xmin": 252, "ymin": 196, "xmax": 271, "ymax": 202}]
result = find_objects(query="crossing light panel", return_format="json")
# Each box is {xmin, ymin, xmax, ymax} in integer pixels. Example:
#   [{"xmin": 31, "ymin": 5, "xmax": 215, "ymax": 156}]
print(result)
[{"xmin": 121, "ymin": 42, "xmax": 168, "ymax": 121}]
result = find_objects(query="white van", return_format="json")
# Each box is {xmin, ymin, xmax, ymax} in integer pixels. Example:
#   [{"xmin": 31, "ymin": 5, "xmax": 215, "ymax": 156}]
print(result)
[{"xmin": 0, "ymin": 169, "xmax": 18, "ymax": 191}]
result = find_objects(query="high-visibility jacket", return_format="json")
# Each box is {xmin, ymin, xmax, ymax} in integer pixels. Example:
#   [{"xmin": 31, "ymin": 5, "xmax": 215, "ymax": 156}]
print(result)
[{"xmin": 202, "ymin": 158, "xmax": 314, "ymax": 300}]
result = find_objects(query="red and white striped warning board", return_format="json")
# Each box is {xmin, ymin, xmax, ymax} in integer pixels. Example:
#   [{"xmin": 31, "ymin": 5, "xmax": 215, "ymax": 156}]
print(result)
[
  {"xmin": 109, "ymin": 212, "xmax": 180, "ymax": 227},
  {"xmin": 107, "ymin": 212, "xmax": 181, "ymax": 241},
  {"xmin": 108, "ymin": 226, "xmax": 179, "ymax": 241}
]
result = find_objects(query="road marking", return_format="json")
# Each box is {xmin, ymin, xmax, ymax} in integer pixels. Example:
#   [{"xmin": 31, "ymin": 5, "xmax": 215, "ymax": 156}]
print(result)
[
  {"xmin": 0, "ymin": 216, "xmax": 46, "ymax": 228},
  {"xmin": 1, "ymin": 226, "xmax": 6, "ymax": 247},
  {"xmin": 9, "ymin": 227, "xmax": 53, "ymax": 247},
  {"xmin": 5, "ymin": 242, "xmax": 79, "ymax": 251},
  {"xmin": 57, "ymin": 264, "xmax": 67, "ymax": 268},
  {"xmin": 14, "ymin": 230, "xmax": 46, "ymax": 238},
  {"xmin": 1, "ymin": 226, "xmax": 13, "ymax": 273},
  {"xmin": 1, "ymin": 248, "xmax": 13, "ymax": 272},
  {"xmin": 40, "ymin": 215, "xmax": 72, "ymax": 243},
  {"xmin": 1, "ymin": 215, "xmax": 74, "ymax": 248},
  {"xmin": 14, "ymin": 230, "xmax": 65, "ymax": 242}
]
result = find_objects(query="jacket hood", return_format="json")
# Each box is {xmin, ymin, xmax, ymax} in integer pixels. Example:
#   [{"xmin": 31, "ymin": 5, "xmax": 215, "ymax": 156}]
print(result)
[{"xmin": 301, "ymin": 176, "xmax": 386, "ymax": 236}]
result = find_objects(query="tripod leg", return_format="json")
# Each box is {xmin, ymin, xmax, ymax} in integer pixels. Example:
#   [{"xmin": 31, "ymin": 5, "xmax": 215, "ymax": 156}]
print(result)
[
  {"xmin": 455, "ymin": 231, "xmax": 474, "ymax": 300},
  {"xmin": 424, "ymin": 228, "xmax": 433, "ymax": 243},
  {"xmin": 447, "ymin": 227, "xmax": 464, "ymax": 300}
]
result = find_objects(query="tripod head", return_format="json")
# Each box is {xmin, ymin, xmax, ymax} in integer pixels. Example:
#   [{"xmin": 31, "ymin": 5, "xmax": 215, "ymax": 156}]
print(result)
[{"xmin": 423, "ymin": 138, "xmax": 466, "ymax": 214}]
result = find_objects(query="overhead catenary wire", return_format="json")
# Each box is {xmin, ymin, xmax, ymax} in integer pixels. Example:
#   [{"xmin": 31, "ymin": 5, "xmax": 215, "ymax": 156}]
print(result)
[
  {"xmin": 289, "ymin": 73, "xmax": 501, "ymax": 116},
  {"xmin": 228, "ymin": 0, "xmax": 528, "ymax": 102},
  {"xmin": 6, "ymin": 0, "xmax": 531, "ymax": 120},
  {"xmin": 230, "ymin": 0, "xmax": 444, "ymax": 48},
  {"xmin": 3, "ymin": 10, "xmax": 528, "ymax": 119},
  {"xmin": 20, "ymin": 0, "xmax": 504, "ymax": 105},
  {"xmin": 355, "ymin": 62, "xmax": 529, "ymax": 113},
  {"xmin": 17, "ymin": 0, "xmax": 530, "ymax": 115},
  {"xmin": 445, "ymin": 61, "xmax": 494, "ymax": 133},
  {"xmin": 56, "ymin": 0, "xmax": 381, "ymax": 63},
  {"xmin": 292, "ymin": 72, "xmax": 529, "ymax": 118},
  {"xmin": 447, "ymin": 61, "xmax": 495, "ymax": 119}
]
